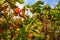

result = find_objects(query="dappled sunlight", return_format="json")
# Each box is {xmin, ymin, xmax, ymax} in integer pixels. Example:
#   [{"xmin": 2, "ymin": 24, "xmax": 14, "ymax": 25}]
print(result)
[{"xmin": 0, "ymin": 0, "xmax": 60, "ymax": 40}]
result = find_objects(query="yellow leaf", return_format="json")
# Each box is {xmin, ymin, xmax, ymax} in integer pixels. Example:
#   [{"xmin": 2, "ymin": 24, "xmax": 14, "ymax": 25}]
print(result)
[{"xmin": 0, "ymin": 0, "xmax": 5, "ymax": 4}]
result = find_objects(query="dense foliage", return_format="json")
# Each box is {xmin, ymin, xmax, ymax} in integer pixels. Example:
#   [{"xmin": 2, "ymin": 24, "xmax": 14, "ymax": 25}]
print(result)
[{"xmin": 0, "ymin": 0, "xmax": 60, "ymax": 40}]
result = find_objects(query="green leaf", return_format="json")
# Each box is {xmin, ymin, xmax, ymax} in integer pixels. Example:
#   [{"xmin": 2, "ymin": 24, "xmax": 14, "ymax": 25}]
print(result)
[
  {"xmin": 25, "ymin": 18, "xmax": 35, "ymax": 31},
  {"xmin": 33, "ymin": 32, "xmax": 45, "ymax": 39},
  {"xmin": 17, "ymin": 0, "xmax": 24, "ymax": 4},
  {"xmin": 6, "ymin": 0, "xmax": 17, "ymax": 8},
  {"xmin": 33, "ymin": 32, "xmax": 40, "ymax": 37}
]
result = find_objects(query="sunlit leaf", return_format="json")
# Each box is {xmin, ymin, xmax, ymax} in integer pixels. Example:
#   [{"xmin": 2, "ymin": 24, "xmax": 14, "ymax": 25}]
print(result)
[
  {"xmin": 17, "ymin": 0, "xmax": 24, "ymax": 4},
  {"xmin": 0, "ymin": 0, "xmax": 5, "ymax": 5}
]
